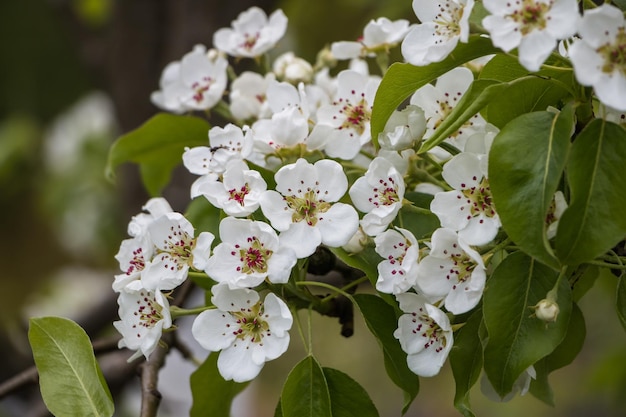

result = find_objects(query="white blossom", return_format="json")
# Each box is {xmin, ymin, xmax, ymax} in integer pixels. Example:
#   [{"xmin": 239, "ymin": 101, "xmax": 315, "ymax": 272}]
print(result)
[
  {"xmin": 410, "ymin": 67, "xmax": 486, "ymax": 157},
  {"xmin": 569, "ymin": 4, "xmax": 626, "ymax": 111},
  {"xmin": 194, "ymin": 160, "xmax": 267, "ymax": 217},
  {"xmin": 374, "ymin": 228, "xmax": 419, "ymax": 294},
  {"xmin": 151, "ymin": 45, "xmax": 228, "ymax": 113},
  {"xmin": 273, "ymin": 52, "xmax": 314, "ymax": 84},
  {"xmin": 394, "ymin": 292, "xmax": 453, "ymax": 377},
  {"xmin": 260, "ymin": 158, "xmax": 359, "ymax": 258},
  {"xmin": 378, "ymin": 105, "xmax": 426, "ymax": 151},
  {"xmin": 229, "ymin": 71, "xmax": 275, "ymax": 121},
  {"xmin": 213, "ymin": 7, "xmax": 288, "ymax": 58},
  {"xmin": 402, "ymin": 0, "xmax": 475, "ymax": 66},
  {"xmin": 349, "ymin": 157, "xmax": 406, "ymax": 236},
  {"xmin": 430, "ymin": 152, "xmax": 500, "ymax": 246},
  {"xmin": 482, "ymin": 0, "xmax": 580, "ymax": 72},
  {"xmin": 332, "ymin": 17, "xmax": 412, "ymax": 59},
  {"xmin": 192, "ymin": 284, "xmax": 292, "ymax": 382},
  {"xmin": 141, "ymin": 213, "xmax": 214, "ymax": 290},
  {"xmin": 205, "ymin": 217, "xmax": 297, "ymax": 288},
  {"xmin": 307, "ymin": 70, "xmax": 381, "ymax": 159},
  {"xmin": 113, "ymin": 281, "xmax": 172, "ymax": 361},
  {"xmin": 416, "ymin": 228, "xmax": 486, "ymax": 314}
]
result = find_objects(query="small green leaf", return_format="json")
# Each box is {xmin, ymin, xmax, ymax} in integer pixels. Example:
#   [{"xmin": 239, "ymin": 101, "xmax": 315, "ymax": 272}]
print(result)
[
  {"xmin": 281, "ymin": 356, "xmax": 332, "ymax": 417},
  {"xmin": 617, "ymin": 276, "xmax": 626, "ymax": 332},
  {"xmin": 323, "ymin": 367, "xmax": 380, "ymax": 417},
  {"xmin": 556, "ymin": 120, "xmax": 626, "ymax": 265},
  {"xmin": 483, "ymin": 252, "xmax": 572, "ymax": 398},
  {"xmin": 28, "ymin": 317, "xmax": 114, "ymax": 417},
  {"xmin": 106, "ymin": 113, "xmax": 210, "ymax": 196},
  {"xmin": 489, "ymin": 108, "xmax": 574, "ymax": 270},
  {"xmin": 371, "ymin": 36, "xmax": 500, "ymax": 144},
  {"xmin": 354, "ymin": 293, "xmax": 419, "ymax": 414},
  {"xmin": 450, "ymin": 309, "xmax": 483, "ymax": 417},
  {"xmin": 190, "ymin": 353, "xmax": 248, "ymax": 417}
]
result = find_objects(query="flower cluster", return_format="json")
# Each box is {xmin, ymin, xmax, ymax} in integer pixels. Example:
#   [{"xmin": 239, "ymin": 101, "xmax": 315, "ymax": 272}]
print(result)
[{"xmin": 110, "ymin": 1, "xmax": 620, "ymax": 405}]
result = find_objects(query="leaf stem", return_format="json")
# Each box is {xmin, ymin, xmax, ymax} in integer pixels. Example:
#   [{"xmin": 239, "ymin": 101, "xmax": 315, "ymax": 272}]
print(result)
[{"xmin": 169, "ymin": 305, "xmax": 214, "ymax": 319}]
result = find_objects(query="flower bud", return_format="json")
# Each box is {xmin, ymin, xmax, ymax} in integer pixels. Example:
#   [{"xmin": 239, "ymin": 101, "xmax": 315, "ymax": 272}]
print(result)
[{"xmin": 533, "ymin": 299, "xmax": 559, "ymax": 323}]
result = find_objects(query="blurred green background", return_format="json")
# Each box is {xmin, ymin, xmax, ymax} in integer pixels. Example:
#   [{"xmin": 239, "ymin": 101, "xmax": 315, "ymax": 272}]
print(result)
[{"xmin": 0, "ymin": 0, "xmax": 625, "ymax": 416}]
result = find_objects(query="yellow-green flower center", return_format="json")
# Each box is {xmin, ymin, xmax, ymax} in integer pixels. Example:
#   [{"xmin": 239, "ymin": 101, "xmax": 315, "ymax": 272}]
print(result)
[
  {"xmin": 461, "ymin": 177, "xmax": 496, "ymax": 218},
  {"xmin": 232, "ymin": 302, "xmax": 270, "ymax": 343},
  {"xmin": 509, "ymin": 0, "xmax": 551, "ymax": 35},
  {"xmin": 238, "ymin": 237, "xmax": 272, "ymax": 274},
  {"xmin": 598, "ymin": 28, "xmax": 626, "ymax": 76},
  {"xmin": 285, "ymin": 189, "xmax": 331, "ymax": 226}
]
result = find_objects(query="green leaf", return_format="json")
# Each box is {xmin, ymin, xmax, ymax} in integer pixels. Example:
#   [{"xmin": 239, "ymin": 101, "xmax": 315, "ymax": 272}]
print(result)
[
  {"xmin": 618, "ymin": 275, "xmax": 626, "ymax": 332},
  {"xmin": 190, "ymin": 353, "xmax": 248, "ymax": 417},
  {"xmin": 106, "ymin": 113, "xmax": 210, "ymax": 196},
  {"xmin": 449, "ymin": 309, "xmax": 483, "ymax": 417},
  {"xmin": 370, "ymin": 36, "xmax": 500, "ymax": 145},
  {"xmin": 555, "ymin": 120, "xmax": 626, "ymax": 265},
  {"xmin": 489, "ymin": 108, "xmax": 574, "ymax": 270},
  {"xmin": 478, "ymin": 54, "xmax": 574, "ymax": 128},
  {"xmin": 329, "ymin": 246, "xmax": 380, "ymax": 287},
  {"xmin": 419, "ymin": 78, "xmax": 508, "ymax": 154},
  {"xmin": 399, "ymin": 192, "xmax": 440, "ymax": 239},
  {"xmin": 323, "ymin": 367, "xmax": 380, "ymax": 417},
  {"xmin": 483, "ymin": 252, "xmax": 572, "ymax": 398},
  {"xmin": 529, "ymin": 303, "xmax": 586, "ymax": 405},
  {"xmin": 353, "ymin": 293, "xmax": 419, "ymax": 414},
  {"xmin": 281, "ymin": 356, "xmax": 332, "ymax": 417},
  {"xmin": 28, "ymin": 317, "xmax": 114, "ymax": 417}
]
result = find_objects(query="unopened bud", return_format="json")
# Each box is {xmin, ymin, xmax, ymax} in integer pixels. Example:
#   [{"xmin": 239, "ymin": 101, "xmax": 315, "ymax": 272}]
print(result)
[{"xmin": 533, "ymin": 299, "xmax": 559, "ymax": 323}]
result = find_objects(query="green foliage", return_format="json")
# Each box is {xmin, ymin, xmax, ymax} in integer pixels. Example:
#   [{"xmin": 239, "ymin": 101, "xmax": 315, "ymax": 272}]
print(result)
[
  {"xmin": 478, "ymin": 54, "xmax": 574, "ymax": 128},
  {"xmin": 370, "ymin": 36, "xmax": 500, "ymax": 145},
  {"xmin": 529, "ymin": 303, "xmax": 586, "ymax": 405},
  {"xmin": 617, "ymin": 275, "xmax": 626, "ymax": 332},
  {"xmin": 28, "ymin": 317, "xmax": 114, "ymax": 417},
  {"xmin": 190, "ymin": 353, "xmax": 248, "ymax": 417},
  {"xmin": 106, "ymin": 113, "xmax": 210, "ymax": 196},
  {"xmin": 482, "ymin": 252, "xmax": 572, "ymax": 398},
  {"xmin": 489, "ymin": 107, "xmax": 574, "ymax": 270},
  {"xmin": 555, "ymin": 120, "xmax": 626, "ymax": 265},
  {"xmin": 323, "ymin": 368, "xmax": 380, "ymax": 417},
  {"xmin": 449, "ymin": 309, "xmax": 483, "ymax": 417},
  {"xmin": 354, "ymin": 294, "xmax": 419, "ymax": 414},
  {"xmin": 280, "ymin": 356, "xmax": 332, "ymax": 417}
]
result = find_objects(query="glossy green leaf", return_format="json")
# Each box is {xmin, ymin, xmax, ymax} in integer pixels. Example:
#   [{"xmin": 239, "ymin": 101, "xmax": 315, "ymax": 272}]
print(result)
[
  {"xmin": 354, "ymin": 293, "xmax": 419, "ymax": 414},
  {"xmin": 28, "ymin": 317, "xmax": 114, "ymax": 417},
  {"xmin": 449, "ymin": 309, "xmax": 483, "ymax": 417},
  {"xmin": 529, "ymin": 303, "xmax": 585, "ymax": 405},
  {"xmin": 483, "ymin": 252, "xmax": 572, "ymax": 398},
  {"xmin": 329, "ymin": 247, "xmax": 380, "ymax": 287},
  {"xmin": 618, "ymin": 276, "xmax": 626, "ymax": 332},
  {"xmin": 419, "ymin": 78, "xmax": 507, "ymax": 154},
  {"xmin": 489, "ymin": 108, "xmax": 574, "ymax": 270},
  {"xmin": 371, "ymin": 36, "xmax": 500, "ymax": 145},
  {"xmin": 556, "ymin": 120, "xmax": 626, "ymax": 265},
  {"xmin": 323, "ymin": 367, "xmax": 379, "ymax": 417},
  {"xmin": 190, "ymin": 353, "xmax": 248, "ymax": 417},
  {"xmin": 281, "ymin": 356, "xmax": 332, "ymax": 417},
  {"xmin": 106, "ymin": 113, "xmax": 210, "ymax": 196},
  {"xmin": 399, "ymin": 192, "xmax": 440, "ymax": 239},
  {"xmin": 478, "ymin": 54, "xmax": 574, "ymax": 128}
]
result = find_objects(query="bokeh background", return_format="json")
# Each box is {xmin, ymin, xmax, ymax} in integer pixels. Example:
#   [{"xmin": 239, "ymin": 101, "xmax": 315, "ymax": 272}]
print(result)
[{"xmin": 1, "ymin": 0, "xmax": 625, "ymax": 416}]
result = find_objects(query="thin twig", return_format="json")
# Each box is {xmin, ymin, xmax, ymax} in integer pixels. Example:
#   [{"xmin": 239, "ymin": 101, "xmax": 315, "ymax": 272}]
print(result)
[{"xmin": 138, "ymin": 279, "xmax": 196, "ymax": 417}]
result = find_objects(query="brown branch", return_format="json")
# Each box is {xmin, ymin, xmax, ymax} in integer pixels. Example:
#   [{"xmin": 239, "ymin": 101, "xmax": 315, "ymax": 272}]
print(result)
[{"xmin": 138, "ymin": 279, "xmax": 196, "ymax": 417}]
